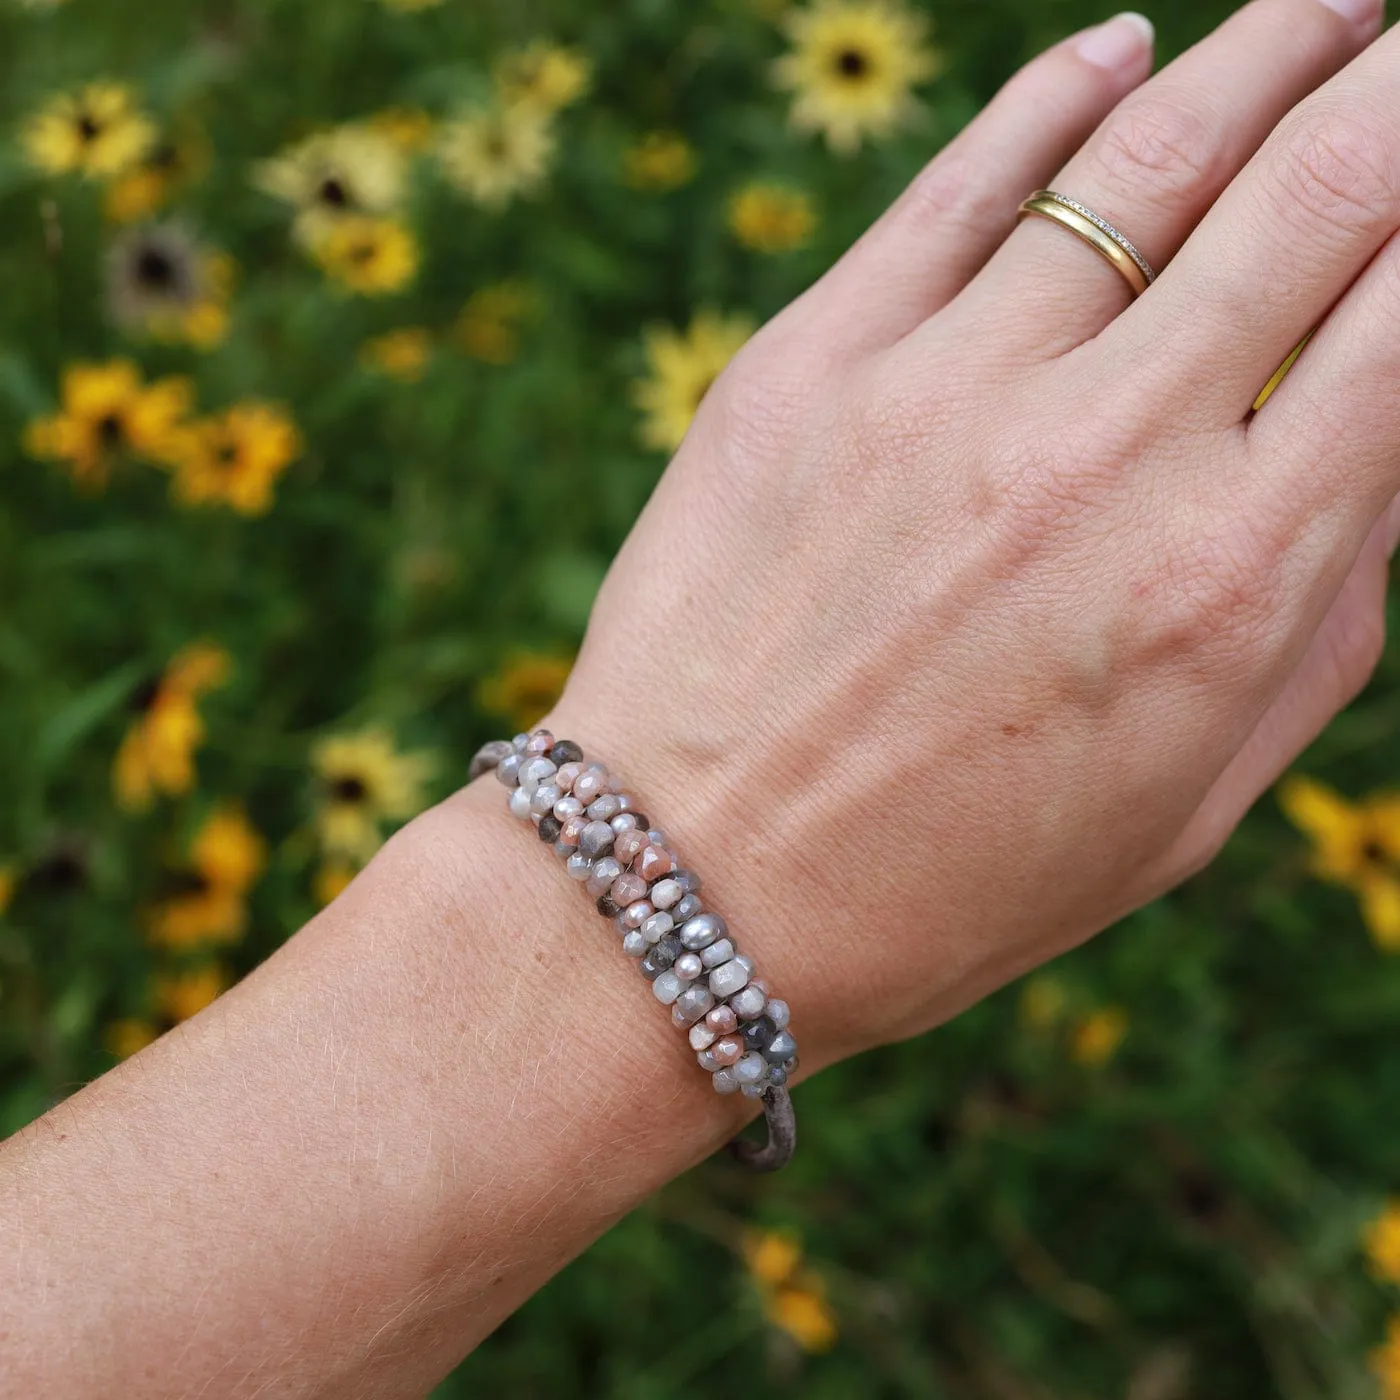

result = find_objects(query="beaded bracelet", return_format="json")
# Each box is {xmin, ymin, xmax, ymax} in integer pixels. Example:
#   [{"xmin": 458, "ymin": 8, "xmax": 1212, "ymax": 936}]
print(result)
[{"xmin": 469, "ymin": 728, "xmax": 797, "ymax": 1172}]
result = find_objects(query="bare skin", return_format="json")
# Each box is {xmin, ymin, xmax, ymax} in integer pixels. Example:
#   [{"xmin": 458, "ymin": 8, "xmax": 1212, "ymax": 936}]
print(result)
[{"xmin": 6, "ymin": 0, "xmax": 1400, "ymax": 1393}]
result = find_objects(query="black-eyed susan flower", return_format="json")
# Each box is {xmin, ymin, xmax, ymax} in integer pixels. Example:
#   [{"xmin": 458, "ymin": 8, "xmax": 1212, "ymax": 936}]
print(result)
[
  {"xmin": 772, "ymin": 0, "xmax": 942, "ymax": 154},
  {"xmin": 1366, "ymin": 1201, "xmax": 1400, "ymax": 1286},
  {"xmin": 147, "ymin": 804, "xmax": 267, "ymax": 950},
  {"xmin": 367, "ymin": 107, "xmax": 437, "ymax": 153},
  {"xmin": 154, "ymin": 963, "xmax": 228, "ymax": 1024},
  {"xmin": 104, "ymin": 124, "xmax": 208, "ymax": 223},
  {"xmin": 1070, "ymin": 1007, "xmax": 1128, "ymax": 1066},
  {"xmin": 479, "ymin": 652, "xmax": 573, "ymax": 733},
  {"xmin": 312, "ymin": 727, "xmax": 436, "ymax": 862},
  {"xmin": 494, "ymin": 42, "xmax": 592, "ymax": 114},
  {"xmin": 454, "ymin": 282, "xmax": 537, "ymax": 365},
  {"xmin": 105, "ymin": 1018, "xmax": 159, "ymax": 1060},
  {"xmin": 1375, "ymin": 1316, "xmax": 1400, "ymax": 1399},
  {"xmin": 311, "ymin": 215, "xmax": 419, "ymax": 296},
  {"xmin": 361, "ymin": 327, "xmax": 433, "ymax": 382},
  {"xmin": 23, "ymin": 359, "xmax": 190, "ymax": 488},
  {"xmin": 622, "ymin": 131, "xmax": 697, "ymax": 192},
  {"xmin": 254, "ymin": 125, "xmax": 406, "ymax": 246},
  {"xmin": 22, "ymin": 81, "xmax": 156, "ymax": 178},
  {"xmin": 106, "ymin": 223, "xmax": 232, "ymax": 349},
  {"xmin": 437, "ymin": 102, "xmax": 555, "ymax": 209},
  {"xmin": 167, "ymin": 403, "xmax": 301, "ymax": 516},
  {"xmin": 113, "ymin": 642, "xmax": 231, "ymax": 811},
  {"xmin": 728, "ymin": 182, "xmax": 817, "ymax": 253},
  {"xmin": 742, "ymin": 1229, "xmax": 838, "ymax": 1354},
  {"xmin": 632, "ymin": 309, "xmax": 753, "ymax": 452},
  {"xmin": 1279, "ymin": 776, "xmax": 1400, "ymax": 950}
]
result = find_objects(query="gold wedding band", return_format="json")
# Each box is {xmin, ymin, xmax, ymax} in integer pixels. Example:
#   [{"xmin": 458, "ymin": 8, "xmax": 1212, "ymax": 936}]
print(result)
[{"xmin": 1017, "ymin": 189, "xmax": 1156, "ymax": 298}]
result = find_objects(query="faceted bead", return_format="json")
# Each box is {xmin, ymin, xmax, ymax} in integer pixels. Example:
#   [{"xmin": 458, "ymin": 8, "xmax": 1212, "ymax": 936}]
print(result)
[
  {"xmin": 712, "ymin": 1068, "xmax": 739, "ymax": 1095},
  {"xmin": 764, "ymin": 1030, "xmax": 798, "ymax": 1063},
  {"xmin": 733, "ymin": 1052, "xmax": 766, "ymax": 1085},
  {"xmin": 508, "ymin": 786, "xmax": 533, "ymax": 820},
  {"xmin": 530, "ymin": 782, "xmax": 562, "ymax": 815},
  {"xmin": 524, "ymin": 730, "xmax": 554, "ymax": 756},
  {"xmin": 680, "ymin": 913, "xmax": 727, "ymax": 951},
  {"xmin": 553, "ymin": 795, "xmax": 584, "ymax": 822},
  {"xmin": 730, "ymin": 986, "xmax": 767, "ymax": 1021},
  {"xmin": 652, "ymin": 970, "xmax": 683, "ymax": 1005},
  {"xmin": 768, "ymin": 1066, "xmax": 788, "ymax": 1087},
  {"xmin": 704, "ymin": 1005, "xmax": 738, "ymax": 1035},
  {"xmin": 699, "ymin": 938, "xmax": 735, "ymax": 969},
  {"xmin": 518, "ymin": 756, "xmax": 557, "ymax": 797},
  {"xmin": 596, "ymin": 894, "xmax": 620, "ymax": 918},
  {"xmin": 765, "ymin": 998, "xmax": 790, "ymax": 1031},
  {"xmin": 622, "ymin": 899, "xmax": 654, "ymax": 929},
  {"xmin": 645, "ymin": 828, "xmax": 667, "ymax": 847},
  {"xmin": 613, "ymin": 829, "xmax": 648, "ymax": 865},
  {"xmin": 573, "ymin": 765, "xmax": 609, "ymax": 804},
  {"xmin": 689, "ymin": 1022, "xmax": 717, "ymax": 1051},
  {"xmin": 579, "ymin": 821, "xmax": 615, "ymax": 859},
  {"xmin": 639, "ymin": 934, "xmax": 681, "ymax": 980},
  {"xmin": 742, "ymin": 1017, "xmax": 777, "ymax": 1052},
  {"xmin": 741, "ymin": 1083, "xmax": 766, "ymax": 1099},
  {"xmin": 537, "ymin": 815, "xmax": 562, "ymax": 844},
  {"xmin": 649, "ymin": 879, "xmax": 682, "ymax": 911},
  {"xmin": 469, "ymin": 739, "xmax": 514, "ymax": 780},
  {"xmin": 495, "ymin": 752, "xmax": 523, "ymax": 787},
  {"xmin": 548, "ymin": 739, "xmax": 584, "ymax": 765},
  {"xmin": 640, "ymin": 911, "xmax": 673, "ymax": 944},
  {"xmin": 628, "ymin": 811, "xmax": 650, "ymax": 830},
  {"xmin": 672, "ymin": 985, "xmax": 714, "ymax": 1026},
  {"xmin": 554, "ymin": 761, "xmax": 582, "ymax": 793},
  {"xmin": 587, "ymin": 794, "xmax": 623, "ymax": 822},
  {"xmin": 670, "ymin": 869, "xmax": 701, "ymax": 896},
  {"xmin": 733, "ymin": 953, "xmax": 755, "ymax": 977},
  {"xmin": 559, "ymin": 815, "xmax": 588, "ymax": 848},
  {"xmin": 610, "ymin": 813, "xmax": 641, "ymax": 834},
  {"xmin": 673, "ymin": 894, "xmax": 704, "ymax": 923},
  {"xmin": 551, "ymin": 840, "xmax": 572, "ymax": 859},
  {"xmin": 511, "ymin": 733, "xmax": 530, "ymax": 752},
  {"xmin": 621, "ymin": 930, "xmax": 648, "ymax": 958},
  {"xmin": 610, "ymin": 871, "xmax": 647, "ymax": 907},
  {"xmin": 585, "ymin": 856, "xmax": 622, "ymax": 897},
  {"xmin": 696, "ymin": 1047, "xmax": 722, "ymax": 1072},
  {"xmin": 637, "ymin": 845, "xmax": 674, "ymax": 882},
  {"xmin": 708, "ymin": 959, "xmax": 750, "ymax": 999},
  {"xmin": 709, "ymin": 1036, "xmax": 743, "ymax": 1067},
  {"xmin": 566, "ymin": 852, "xmax": 593, "ymax": 882},
  {"xmin": 673, "ymin": 952, "xmax": 703, "ymax": 982}
]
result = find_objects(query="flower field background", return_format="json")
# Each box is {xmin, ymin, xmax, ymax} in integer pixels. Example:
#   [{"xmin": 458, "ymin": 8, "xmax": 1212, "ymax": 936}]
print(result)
[{"xmin": 3, "ymin": 0, "xmax": 1400, "ymax": 1394}]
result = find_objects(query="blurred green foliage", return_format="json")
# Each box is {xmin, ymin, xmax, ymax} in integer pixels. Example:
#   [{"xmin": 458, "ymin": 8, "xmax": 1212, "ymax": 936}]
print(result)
[{"xmin": 2, "ymin": 0, "xmax": 1399, "ymax": 1395}]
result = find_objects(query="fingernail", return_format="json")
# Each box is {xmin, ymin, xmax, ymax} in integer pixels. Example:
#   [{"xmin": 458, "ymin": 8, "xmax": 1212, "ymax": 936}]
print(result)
[
  {"xmin": 1076, "ymin": 12, "xmax": 1155, "ymax": 71},
  {"xmin": 1316, "ymin": 0, "xmax": 1384, "ymax": 27}
]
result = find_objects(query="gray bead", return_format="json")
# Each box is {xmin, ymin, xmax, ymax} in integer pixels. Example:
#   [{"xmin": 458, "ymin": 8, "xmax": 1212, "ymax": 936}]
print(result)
[
  {"xmin": 733, "ymin": 953, "xmax": 755, "ymax": 977},
  {"xmin": 649, "ymin": 878, "xmax": 682, "ymax": 911},
  {"xmin": 712, "ymin": 1068, "xmax": 739, "ymax": 1095},
  {"xmin": 548, "ymin": 739, "xmax": 583, "ymax": 765},
  {"xmin": 538, "ymin": 814, "xmax": 562, "ymax": 843},
  {"xmin": 511, "ymin": 732, "xmax": 530, "ymax": 752},
  {"xmin": 742, "ymin": 1017, "xmax": 776, "ymax": 1051},
  {"xmin": 640, "ymin": 911, "xmax": 673, "ymax": 944},
  {"xmin": 697, "ymin": 1047, "xmax": 721, "ymax": 1072},
  {"xmin": 730, "ymin": 985, "xmax": 767, "ymax": 1021},
  {"xmin": 518, "ymin": 756, "xmax": 557, "ymax": 796},
  {"xmin": 585, "ymin": 856, "xmax": 622, "ymax": 897},
  {"xmin": 765, "ymin": 998, "xmax": 790, "ymax": 1031},
  {"xmin": 508, "ymin": 786, "xmax": 533, "ymax": 820},
  {"xmin": 740, "ymin": 1083, "xmax": 766, "ymax": 1099},
  {"xmin": 768, "ymin": 1066, "xmax": 788, "ymax": 1087},
  {"xmin": 652, "ymin": 970, "xmax": 683, "ymax": 1005},
  {"xmin": 673, "ymin": 952, "xmax": 703, "ymax": 982},
  {"xmin": 495, "ymin": 752, "xmax": 523, "ymax": 786},
  {"xmin": 579, "ymin": 820, "xmax": 616, "ymax": 859},
  {"xmin": 469, "ymin": 739, "xmax": 514, "ymax": 780},
  {"xmin": 672, "ymin": 985, "xmax": 714, "ymax": 1025},
  {"xmin": 678, "ymin": 912, "xmax": 727, "ymax": 951},
  {"xmin": 565, "ymin": 852, "xmax": 593, "ymax": 882},
  {"xmin": 646, "ymin": 828, "xmax": 668, "ymax": 847},
  {"xmin": 673, "ymin": 894, "xmax": 703, "ymax": 923},
  {"xmin": 551, "ymin": 839, "xmax": 572, "ymax": 859},
  {"xmin": 639, "ymin": 934, "xmax": 681, "ymax": 980},
  {"xmin": 689, "ymin": 1022, "xmax": 716, "ymax": 1051},
  {"xmin": 596, "ymin": 893, "xmax": 620, "ymax": 918},
  {"xmin": 669, "ymin": 869, "xmax": 701, "ymax": 895},
  {"xmin": 708, "ymin": 959, "xmax": 750, "ymax": 999},
  {"xmin": 764, "ymin": 1030, "xmax": 797, "ymax": 1063},
  {"xmin": 621, "ymin": 930, "xmax": 648, "ymax": 957},
  {"xmin": 529, "ymin": 782, "xmax": 562, "ymax": 815},
  {"xmin": 733, "ymin": 1052, "xmax": 766, "ymax": 1085},
  {"xmin": 587, "ymin": 794, "xmax": 623, "ymax": 821},
  {"xmin": 610, "ymin": 812, "xmax": 641, "ymax": 834},
  {"xmin": 699, "ymin": 937, "xmax": 735, "ymax": 969}
]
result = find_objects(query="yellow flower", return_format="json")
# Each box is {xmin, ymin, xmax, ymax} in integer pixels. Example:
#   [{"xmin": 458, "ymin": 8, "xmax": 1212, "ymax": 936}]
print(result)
[
  {"xmin": 104, "ymin": 125, "xmax": 208, "ymax": 223},
  {"xmin": 437, "ymin": 102, "xmax": 555, "ymax": 209},
  {"xmin": 1070, "ymin": 1007, "xmax": 1128, "ymax": 1067},
  {"xmin": 147, "ymin": 805, "xmax": 266, "ymax": 950},
  {"xmin": 24, "ymin": 359, "xmax": 191, "ymax": 488},
  {"xmin": 742, "ymin": 1229, "xmax": 838, "ymax": 1354},
  {"xmin": 1366, "ymin": 1201, "xmax": 1400, "ymax": 1286},
  {"xmin": 0, "ymin": 864, "xmax": 15, "ymax": 916},
  {"xmin": 312, "ymin": 215, "xmax": 419, "ymax": 296},
  {"xmin": 494, "ymin": 42, "xmax": 592, "ymax": 114},
  {"xmin": 254, "ymin": 125, "xmax": 406, "ymax": 246},
  {"xmin": 728, "ymin": 182, "xmax": 816, "ymax": 253},
  {"xmin": 313, "ymin": 859, "xmax": 357, "ymax": 906},
  {"xmin": 455, "ymin": 282, "xmax": 538, "ymax": 365},
  {"xmin": 154, "ymin": 964, "xmax": 229, "ymax": 1024},
  {"xmin": 368, "ymin": 107, "xmax": 437, "ymax": 153},
  {"xmin": 362, "ymin": 327, "xmax": 434, "ymax": 382},
  {"xmin": 105, "ymin": 1018, "xmax": 158, "ymax": 1059},
  {"xmin": 743, "ymin": 1229, "xmax": 805, "ymax": 1287},
  {"xmin": 1279, "ymin": 775, "xmax": 1400, "ymax": 950},
  {"xmin": 167, "ymin": 403, "xmax": 302, "ymax": 516},
  {"xmin": 479, "ymin": 653, "xmax": 573, "ymax": 733},
  {"xmin": 622, "ymin": 131, "xmax": 697, "ymax": 192},
  {"xmin": 1018, "ymin": 974, "xmax": 1066, "ymax": 1031},
  {"xmin": 1374, "ymin": 1315, "xmax": 1400, "ymax": 1400},
  {"xmin": 772, "ymin": 0, "xmax": 942, "ymax": 154},
  {"xmin": 22, "ymin": 82, "xmax": 156, "ymax": 178},
  {"xmin": 113, "ymin": 642, "xmax": 231, "ymax": 811},
  {"xmin": 632, "ymin": 309, "xmax": 754, "ymax": 452},
  {"xmin": 312, "ymin": 727, "xmax": 436, "ymax": 862}
]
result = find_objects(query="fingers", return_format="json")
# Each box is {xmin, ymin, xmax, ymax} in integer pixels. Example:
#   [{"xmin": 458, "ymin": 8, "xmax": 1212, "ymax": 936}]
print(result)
[
  {"xmin": 804, "ymin": 13, "xmax": 1154, "ymax": 355},
  {"xmin": 955, "ymin": 0, "xmax": 1379, "ymax": 359}
]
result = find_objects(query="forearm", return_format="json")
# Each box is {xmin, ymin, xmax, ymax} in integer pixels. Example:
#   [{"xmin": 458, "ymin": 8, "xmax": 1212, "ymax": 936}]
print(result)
[{"xmin": 0, "ymin": 774, "xmax": 757, "ymax": 1398}]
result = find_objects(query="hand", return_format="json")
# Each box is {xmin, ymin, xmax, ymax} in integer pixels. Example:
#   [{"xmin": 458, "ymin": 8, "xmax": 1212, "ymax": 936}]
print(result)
[{"xmin": 547, "ymin": 0, "xmax": 1400, "ymax": 1074}]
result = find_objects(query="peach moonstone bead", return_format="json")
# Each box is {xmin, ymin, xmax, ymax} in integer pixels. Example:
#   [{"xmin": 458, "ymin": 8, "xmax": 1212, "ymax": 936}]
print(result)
[
  {"xmin": 637, "ymin": 844, "xmax": 673, "ymax": 882},
  {"xmin": 613, "ymin": 828, "xmax": 648, "ymax": 865}
]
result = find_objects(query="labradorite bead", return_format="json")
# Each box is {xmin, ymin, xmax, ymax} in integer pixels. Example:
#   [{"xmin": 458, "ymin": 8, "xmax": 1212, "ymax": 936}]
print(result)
[
  {"xmin": 639, "ymin": 933, "xmax": 681, "ymax": 980},
  {"xmin": 548, "ymin": 739, "xmax": 583, "ymax": 765},
  {"xmin": 742, "ymin": 1017, "xmax": 777, "ymax": 1051},
  {"xmin": 537, "ymin": 815, "xmax": 562, "ymax": 844},
  {"xmin": 495, "ymin": 752, "xmax": 523, "ymax": 787},
  {"xmin": 672, "ymin": 894, "xmax": 703, "ymax": 923},
  {"xmin": 708, "ymin": 958, "xmax": 750, "ymax": 999},
  {"xmin": 698, "ymin": 938, "xmax": 735, "ymax": 969},
  {"xmin": 596, "ymin": 893, "xmax": 620, "ymax": 918},
  {"xmin": 764, "ymin": 1030, "xmax": 797, "ymax": 1063},
  {"xmin": 678, "ymin": 913, "xmax": 726, "ymax": 951},
  {"xmin": 579, "ymin": 820, "xmax": 615, "ymax": 859}
]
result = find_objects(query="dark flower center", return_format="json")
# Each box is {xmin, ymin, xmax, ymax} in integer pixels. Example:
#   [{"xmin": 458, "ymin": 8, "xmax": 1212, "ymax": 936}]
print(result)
[
  {"xmin": 97, "ymin": 413, "xmax": 125, "ymax": 448},
  {"xmin": 130, "ymin": 676, "xmax": 163, "ymax": 712},
  {"xmin": 150, "ymin": 141, "xmax": 180, "ymax": 171},
  {"xmin": 319, "ymin": 176, "xmax": 350, "ymax": 207},
  {"xmin": 835, "ymin": 47, "xmax": 869, "ymax": 78},
  {"xmin": 136, "ymin": 248, "xmax": 176, "ymax": 288},
  {"xmin": 164, "ymin": 869, "xmax": 213, "ymax": 898},
  {"xmin": 29, "ymin": 848, "xmax": 88, "ymax": 892},
  {"xmin": 348, "ymin": 240, "xmax": 377, "ymax": 265},
  {"xmin": 332, "ymin": 775, "xmax": 368, "ymax": 803},
  {"xmin": 214, "ymin": 441, "xmax": 241, "ymax": 469},
  {"xmin": 77, "ymin": 113, "xmax": 103, "ymax": 142},
  {"xmin": 1363, "ymin": 838, "xmax": 1388, "ymax": 867}
]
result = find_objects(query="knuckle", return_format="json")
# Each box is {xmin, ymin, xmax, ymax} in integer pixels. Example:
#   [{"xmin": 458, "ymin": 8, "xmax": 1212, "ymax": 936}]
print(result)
[
  {"xmin": 1088, "ymin": 95, "xmax": 1225, "ymax": 202},
  {"xmin": 900, "ymin": 151, "xmax": 1000, "ymax": 237},
  {"xmin": 1324, "ymin": 584, "xmax": 1388, "ymax": 705},
  {"xmin": 1270, "ymin": 108, "xmax": 1400, "ymax": 237}
]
